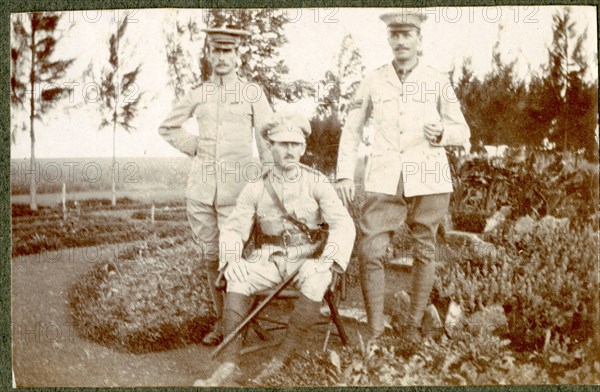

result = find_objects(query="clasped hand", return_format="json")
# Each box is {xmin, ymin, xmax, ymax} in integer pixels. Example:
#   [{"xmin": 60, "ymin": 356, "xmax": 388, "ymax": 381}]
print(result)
[{"xmin": 424, "ymin": 122, "xmax": 444, "ymax": 144}]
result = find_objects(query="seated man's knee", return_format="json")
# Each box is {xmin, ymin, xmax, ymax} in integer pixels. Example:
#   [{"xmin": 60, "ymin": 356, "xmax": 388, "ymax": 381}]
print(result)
[
  {"xmin": 299, "ymin": 270, "xmax": 332, "ymax": 302},
  {"xmin": 226, "ymin": 281, "xmax": 254, "ymax": 297}
]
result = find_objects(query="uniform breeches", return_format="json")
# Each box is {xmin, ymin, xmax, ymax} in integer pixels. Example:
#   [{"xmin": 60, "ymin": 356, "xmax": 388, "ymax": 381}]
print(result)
[
  {"xmin": 358, "ymin": 178, "xmax": 450, "ymax": 334},
  {"xmin": 226, "ymin": 246, "xmax": 333, "ymax": 302},
  {"xmin": 187, "ymin": 199, "xmax": 235, "ymax": 320},
  {"xmin": 186, "ymin": 199, "xmax": 235, "ymax": 261}
]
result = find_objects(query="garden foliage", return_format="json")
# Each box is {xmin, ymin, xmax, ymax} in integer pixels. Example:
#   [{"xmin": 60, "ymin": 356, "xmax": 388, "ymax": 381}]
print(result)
[{"xmin": 68, "ymin": 236, "xmax": 213, "ymax": 353}]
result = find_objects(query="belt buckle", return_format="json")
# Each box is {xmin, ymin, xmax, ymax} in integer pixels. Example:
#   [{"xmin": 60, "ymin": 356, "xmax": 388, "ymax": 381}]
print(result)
[{"xmin": 282, "ymin": 230, "xmax": 292, "ymax": 248}]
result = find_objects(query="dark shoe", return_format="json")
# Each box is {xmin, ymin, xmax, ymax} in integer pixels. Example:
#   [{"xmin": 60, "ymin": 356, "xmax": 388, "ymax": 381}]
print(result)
[
  {"xmin": 252, "ymin": 357, "xmax": 285, "ymax": 386},
  {"xmin": 202, "ymin": 319, "xmax": 223, "ymax": 346},
  {"xmin": 193, "ymin": 361, "xmax": 241, "ymax": 387}
]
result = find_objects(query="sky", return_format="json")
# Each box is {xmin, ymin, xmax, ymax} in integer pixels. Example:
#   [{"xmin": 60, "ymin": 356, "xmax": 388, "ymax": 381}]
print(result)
[{"xmin": 9, "ymin": 6, "xmax": 598, "ymax": 159}]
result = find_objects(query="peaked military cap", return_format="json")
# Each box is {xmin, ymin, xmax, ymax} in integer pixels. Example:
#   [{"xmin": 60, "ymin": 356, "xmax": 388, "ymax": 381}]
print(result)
[
  {"xmin": 261, "ymin": 109, "xmax": 311, "ymax": 143},
  {"xmin": 202, "ymin": 24, "xmax": 251, "ymax": 49},
  {"xmin": 380, "ymin": 9, "xmax": 427, "ymax": 31}
]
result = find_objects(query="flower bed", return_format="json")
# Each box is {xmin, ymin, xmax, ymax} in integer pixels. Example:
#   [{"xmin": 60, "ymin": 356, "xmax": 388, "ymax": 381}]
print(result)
[{"xmin": 12, "ymin": 214, "xmax": 189, "ymax": 256}]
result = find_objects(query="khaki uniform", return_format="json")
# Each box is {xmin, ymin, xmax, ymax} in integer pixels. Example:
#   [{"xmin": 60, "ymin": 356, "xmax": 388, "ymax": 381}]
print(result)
[
  {"xmin": 220, "ymin": 164, "xmax": 355, "ymax": 301},
  {"xmin": 159, "ymin": 79, "xmax": 273, "ymax": 258}
]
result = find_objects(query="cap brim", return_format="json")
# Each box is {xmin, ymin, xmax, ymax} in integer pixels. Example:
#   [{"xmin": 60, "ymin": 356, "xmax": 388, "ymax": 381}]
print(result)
[
  {"xmin": 201, "ymin": 27, "xmax": 251, "ymax": 37},
  {"xmin": 387, "ymin": 23, "xmax": 420, "ymax": 31},
  {"xmin": 209, "ymin": 42, "xmax": 239, "ymax": 49},
  {"xmin": 267, "ymin": 130, "xmax": 306, "ymax": 144}
]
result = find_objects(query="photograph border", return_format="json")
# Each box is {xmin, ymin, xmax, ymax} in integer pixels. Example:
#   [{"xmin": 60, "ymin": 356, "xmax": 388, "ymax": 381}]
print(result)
[{"xmin": 2, "ymin": 0, "xmax": 598, "ymax": 391}]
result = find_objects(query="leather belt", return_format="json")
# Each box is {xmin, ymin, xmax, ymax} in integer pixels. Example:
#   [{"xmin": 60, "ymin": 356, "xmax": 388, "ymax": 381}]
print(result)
[{"xmin": 260, "ymin": 231, "xmax": 311, "ymax": 248}]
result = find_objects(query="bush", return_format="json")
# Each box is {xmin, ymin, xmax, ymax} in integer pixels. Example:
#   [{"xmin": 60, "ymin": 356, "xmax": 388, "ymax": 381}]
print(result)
[
  {"xmin": 68, "ymin": 238, "xmax": 213, "ymax": 353},
  {"xmin": 131, "ymin": 209, "xmax": 187, "ymax": 221},
  {"xmin": 450, "ymin": 151, "xmax": 599, "ymax": 230},
  {"xmin": 435, "ymin": 219, "xmax": 598, "ymax": 352}
]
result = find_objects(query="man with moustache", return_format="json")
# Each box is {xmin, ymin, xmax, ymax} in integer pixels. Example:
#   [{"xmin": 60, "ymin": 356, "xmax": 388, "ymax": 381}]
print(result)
[
  {"xmin": 335, "ymin": 10, "xmax": 470, "ymax": 347},
  {"xmin": 193, "ymin": 110, "xmax": 355, "ymax": 386},
  {"xmin": 159, "ymin": 25, "xmax": 273, "ymax": 346}
]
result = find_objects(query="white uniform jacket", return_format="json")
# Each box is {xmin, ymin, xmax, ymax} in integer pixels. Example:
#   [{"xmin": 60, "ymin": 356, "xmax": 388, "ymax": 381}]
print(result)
[{"xmin": 337, "ymin": 62, "xmax": 470, "ymax": 197}]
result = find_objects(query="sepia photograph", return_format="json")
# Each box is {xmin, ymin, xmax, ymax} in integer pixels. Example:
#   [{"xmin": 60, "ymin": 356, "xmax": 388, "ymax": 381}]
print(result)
[{"xmin": 8, "ymin": 5, "xmax": 599, "ymax": 387}]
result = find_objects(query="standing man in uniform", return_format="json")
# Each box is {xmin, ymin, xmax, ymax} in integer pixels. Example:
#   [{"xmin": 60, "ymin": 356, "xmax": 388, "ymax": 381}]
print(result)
[
  {"xmin": 194, "ymin": 110, "xmax": 355, "ymax": 386},
  {"xmin": 159, "ymin": 25, "xmax": 273, "ymax": 345},
  {"xmin": 335, "ymin": 10, "xmax": 470, "ymax": 346}
]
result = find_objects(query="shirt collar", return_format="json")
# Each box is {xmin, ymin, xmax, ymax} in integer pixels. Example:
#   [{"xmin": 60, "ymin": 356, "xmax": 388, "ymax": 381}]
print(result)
[
  {"xmin": 392, "ymin": 58, "xmax": 419, "ymax": 82},
  {"xmin": 272, "ymin": 165, "xmax": 301, "ymax": 182}
]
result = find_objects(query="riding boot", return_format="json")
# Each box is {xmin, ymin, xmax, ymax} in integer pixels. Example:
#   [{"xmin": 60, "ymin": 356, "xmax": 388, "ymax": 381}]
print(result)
[
  {"xmin": 193, "ymin": 292, "xmax": 251, "ymax": 387},
  {"xmin": 278, "ymin": 293, "xmax": 321, "ymax": 362},
  {"xmin": 202, "ymin": 259, "xmax": 224, "ymax": 345},
  {"xmin": 408, "ymin": 259, "xmax": 437, "ymax": 329},
  {"xmin": 360, "ymin": 259, "xmax": 386, "ymax": 341},
  {"xmin": 252, "ymin": 294, "xmax": 321, "ymax": 385}
]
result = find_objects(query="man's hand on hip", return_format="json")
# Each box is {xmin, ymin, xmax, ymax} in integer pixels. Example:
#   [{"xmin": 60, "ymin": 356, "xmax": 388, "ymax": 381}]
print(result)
[{"xmin": 335, "ymin": 179, "xmax": 355, "ymax": 207}]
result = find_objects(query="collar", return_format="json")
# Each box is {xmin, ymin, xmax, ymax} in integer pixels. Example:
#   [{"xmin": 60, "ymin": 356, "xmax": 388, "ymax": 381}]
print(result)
[
  {"xmin": 209, "ymin": 73, "xmax": 240, "ymax": 85},
  {"xmin": 271, "ymin": 164, "xmax": 301, "ymax": 182},
  {"xmin": 392, "ymin": 58, "xmax": 419, "ymax": 82}
]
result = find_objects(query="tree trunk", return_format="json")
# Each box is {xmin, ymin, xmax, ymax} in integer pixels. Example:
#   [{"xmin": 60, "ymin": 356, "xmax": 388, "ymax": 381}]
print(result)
[
  {"xmin": 111, "ymin": 120, "xmax": 116, "ymax": 206},
  {"xmin": 29, "ymin": 15, "xmax": 37, "ymax": 211}
]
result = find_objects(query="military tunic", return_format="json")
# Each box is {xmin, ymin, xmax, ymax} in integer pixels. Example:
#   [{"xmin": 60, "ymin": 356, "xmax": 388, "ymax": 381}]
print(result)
[
  {"xmin": 336, "ymin": 62, "xmax": 470, "ymax": 197},
  {"xmin": 159, "ymin": 77, "xmax": 273, "ymax": 207},
  {"xmin": 219, "ymin": 164, "xmax": 355, "ymax": 301}
]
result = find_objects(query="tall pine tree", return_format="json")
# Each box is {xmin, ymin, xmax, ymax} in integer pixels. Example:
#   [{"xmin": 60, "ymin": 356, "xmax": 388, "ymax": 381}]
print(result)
[
  {"xmin": 545, "ymin": 7, "xmax": 598, "ymax": 159},
  {"xmin": 163, "ymin": 11, "xmax": 203, "ymax": 101},
  {"xmin": 11, "ymin": 12, "xmax": 75, "ymax": 210},
  {"xmin": 315, "ymin": 34, "xmax": 365, "ymax": 121},
  {"xmin": 307, "ymin": 34, "xmax": 365, "ymax": 174},
  {"xmin": 98, "ymin": 16, "xmax": 143, "ymax": 206}
]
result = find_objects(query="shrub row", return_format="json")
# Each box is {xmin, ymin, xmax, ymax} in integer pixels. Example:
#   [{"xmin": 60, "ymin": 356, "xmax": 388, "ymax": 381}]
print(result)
[
  {"xmin": 68, "ymin": 237, "xmax": 213, "ymax": 353},
  {"xmin": 12, "ymin": 215, "xmax": 189, "ymax": 256},
  {"xmin": 12, "ymin": 198, "xmax": 186, "ymax": 219},
  {"xmin": 263, "ymin": 318, "xmax": 599, "ymax": 386}
]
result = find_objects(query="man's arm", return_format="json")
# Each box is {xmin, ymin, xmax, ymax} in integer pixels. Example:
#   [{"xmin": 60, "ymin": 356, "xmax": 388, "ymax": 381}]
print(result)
[
  {"xmin": 315, "ymin": 179, "xmax": 356, "ymax": 271},
  {"xmin": 252, "ymin": 86, "xmax": 274, "ymax": 168},
  {"xmin": 158, "ymin": 89, "xmax": 200, "ymax": 157},
  {"xmin": 431, "ymin": 76, "xmax": 470, "ymax": 149},
  {"xmin": 336, "ymin": 76, "xmax": 372, "ymax": 181},
  {"xmin": 219, "ymin": 181, "xmax": 261, "ymax": 271}
]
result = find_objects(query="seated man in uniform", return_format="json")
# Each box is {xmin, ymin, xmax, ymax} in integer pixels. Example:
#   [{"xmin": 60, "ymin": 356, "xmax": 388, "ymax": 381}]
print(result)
[{"xmin": 193, "ymin": 110, "xmax": 355, "ymax": 386}]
